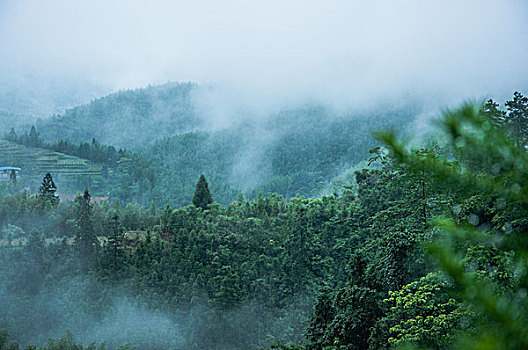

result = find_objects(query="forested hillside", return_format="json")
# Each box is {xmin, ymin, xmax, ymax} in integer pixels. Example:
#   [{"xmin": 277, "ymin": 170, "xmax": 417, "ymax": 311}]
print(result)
[
  {"xmin": 5, "ymin": 83, "xmax": 418, "ymax": 206},
  {"xmin": 0, "ymin": 110, "xmax": 34, "ymax": 130},
  {"xmin": 2, "ymin": 95, "xmax": 528, "ymax": 349},
  {"xmin": 145, "ymin": 105, "xmax": 413, "ymax": 204},
  {"xmin": 1, "ymin": 0, "xmax": 527, "ymax": 348},
  {"xmin": 35, "ymin": 83, "xmax": 199, "ymax": 149}
]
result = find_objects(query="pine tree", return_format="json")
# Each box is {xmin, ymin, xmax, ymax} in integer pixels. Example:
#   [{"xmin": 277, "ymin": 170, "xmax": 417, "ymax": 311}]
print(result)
[
  {"xmin": 75, "ymin": 189, "xmax": 97, "ymax": 265},
  {"xmin": 192, "ymin": 174, "xmax": 213, "ymax": 209},
  {"xmin": 28, "ymin": 125, "xmax": 40, "ymax": 147},
  {"xmin": 160, "ymin": 204, "xmax": 173, "ymax": 233},
  {"xmin": 106, "ymin": 214, "xmax": 123, "ymax": 276},
  {"xmin": 505, "ymin": 91, "xmax": 528, "ymax": 147},
  {"xmin": 6, "ymin": 128, "xmax": 17, "ymax": 142},
  {"xmin": 37, "ymin": 173, "xmax": 59, "ymax": 207},
  {"xmin": 9, "ymin": 169, "xmax": 16, "ymax": 183},
  {"xmin": 481, "ymin": 99, "xmax": 506, "ymax": 128}
]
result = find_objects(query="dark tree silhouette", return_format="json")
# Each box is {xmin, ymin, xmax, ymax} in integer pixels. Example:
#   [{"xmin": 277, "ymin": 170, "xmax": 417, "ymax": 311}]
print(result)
[
  {"xmin": 505, "ymin": 91, "xmax": 528, "ymax": 146},
  {"xmin": 9, "ymin": 169, "xmax": 16, "ymax": 183},
  {"xmin": 192, "ymin": 174, "xmax": 213, "ymax": 209},
  {"xmin": 37, "ymin": 172, "xmax": 59, "ymax": 207},
  {"xmin": 75, "ymin": 189, "xmax": 97, "ymax": 266}
]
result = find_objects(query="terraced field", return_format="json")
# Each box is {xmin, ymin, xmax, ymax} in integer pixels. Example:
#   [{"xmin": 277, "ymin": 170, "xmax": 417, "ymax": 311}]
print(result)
[{"xmin": 0, "ymin": 140, "xmax": 102, "ymax": 177}]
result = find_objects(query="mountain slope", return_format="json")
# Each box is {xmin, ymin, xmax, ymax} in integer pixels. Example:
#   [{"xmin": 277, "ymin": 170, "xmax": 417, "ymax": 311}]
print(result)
[
  {"xmin": 144, "ymin": 105, "xmax": 416, "ymax": 204},
  {"xmin": 36, "ymin": 82, "xmax": 199, "ymax": 149},
  {"xmin": 0, "ymin": 139, "xmax": 102, "ymax": 177},
  {"xmin": 24, "ymin": 82, "xmax": 420, "ymax": 204}
]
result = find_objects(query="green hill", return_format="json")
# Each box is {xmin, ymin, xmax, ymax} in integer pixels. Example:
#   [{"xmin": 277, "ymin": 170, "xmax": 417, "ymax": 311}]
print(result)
[
  {"xmin": 142, "ymin": 105, "xmax": 416, "ymax": 204},
  {"xmin": 0, "ymin": 139, "xmax": 104, "ymax": 194},
  {"xmin": 0, "ymin": 140, "xmax": 102, "ymax": 176},
  {"xmin": 18, "ymin": 83, "xmax": 421, "ymax": 204},
  {"xmin": 35, "ymin": 82, "xmax": 199, "ymax": 149}
]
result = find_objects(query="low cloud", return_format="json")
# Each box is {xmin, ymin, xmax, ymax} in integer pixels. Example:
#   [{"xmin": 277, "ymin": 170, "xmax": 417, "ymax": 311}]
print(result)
[{"xmin": 0, "ymin": 0, "xmax": 526, "ymax": 115}]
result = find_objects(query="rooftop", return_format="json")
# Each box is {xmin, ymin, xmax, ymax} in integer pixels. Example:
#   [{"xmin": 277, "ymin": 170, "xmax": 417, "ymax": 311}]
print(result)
[{"xmin": 0, "ymin": 167, "xmax": 22, "ymax": 171}]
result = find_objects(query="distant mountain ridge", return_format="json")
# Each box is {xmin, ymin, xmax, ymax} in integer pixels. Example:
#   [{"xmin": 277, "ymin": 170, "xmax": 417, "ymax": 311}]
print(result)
[
  {"xmin": 36, "ymin": 82, "xmax": 200, "ymax": 149},
  {"xmin": 15, "ymin": 82, "xmax": 420, "ymax": 204},
  {"xmin": 144, "ymin": 104, "xmax": 417, "ymax": 203}
]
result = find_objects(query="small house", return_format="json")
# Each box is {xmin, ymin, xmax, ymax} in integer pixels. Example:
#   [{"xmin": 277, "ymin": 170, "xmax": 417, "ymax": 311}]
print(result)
[{"xmin": 0, "ymin": 167, "xmax": 21, "ymax": 181}]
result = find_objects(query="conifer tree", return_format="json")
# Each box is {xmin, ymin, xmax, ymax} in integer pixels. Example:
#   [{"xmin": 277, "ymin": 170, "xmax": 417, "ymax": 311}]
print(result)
[
  {"xmin": 9, "ymin": 169, "xmax": 16, "ymax": 183},
  {"xmin": 75, "ymin": 189, "xmax": 97, "ymax": 264},
  {"xmin": 505, "ymin": 91, "xmax": 528, "ymax": 146},
  {"xmin": 28, "ymin": 125, "xmax": 40, "ymax": 147},
  {"xmin": 37, "ymin": 172, "xmax": 59, "ymax": 207},
  {"xmin": 160, "ymin": 204, "xmax": 172, "ymax": 233},
  {"xmin": 106, "ymin": 214, "xmax": 123, "ymax": 276},
  {"xmin": 6, "ymin": 128, "xmax": 17, "ymax": 142},
  {"xmin": 481, "ymin": 99, "xmax": 506, "ymax": 128},
  {"xmin": 192, "ymin": 174, "xmax": 213, "ymax": 209}
]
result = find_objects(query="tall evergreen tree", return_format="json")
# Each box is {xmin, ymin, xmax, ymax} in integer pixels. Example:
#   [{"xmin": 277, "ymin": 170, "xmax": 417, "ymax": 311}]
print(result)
[
  {"xmin": 505, "ymin": 91, "xmax": 528, "ymax": 146},
  {"xmin": 481, "ymin": 99, "xmax": 506, "ymax": 128},
  {"xmin": 6, "ymin": 128, "xmax": 17, "ymax": 142},
  {"xmin": 192, "ymin": 174, "xmax": 213, "ymax": 209},
  {"xmin": 106, "ymin": 214, "xmax": 123, "ymax": 277},
  {"xmin": 9, "ymin": 169, "xmax": 16, "ymax": 183},
  {"xmin": 28, "ymin": 125, "xmax": 40, "ymax": 147},
  {"xmin": 75, "ymin": 189, "xmax": 97, "ymax": 265},
  {"xmin": 37, "ymin": 173, "xmax": 59, "ymax": 208}
]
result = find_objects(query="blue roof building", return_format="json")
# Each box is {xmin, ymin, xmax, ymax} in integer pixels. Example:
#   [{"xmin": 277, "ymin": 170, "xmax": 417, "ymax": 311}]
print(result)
[
  {"xmin": 0, "ymin": 166, "xmax": 21, "ymax": 181},
  {"xmin": 0, "ymin": 167, "xmax": 22, "ymax": 171}
]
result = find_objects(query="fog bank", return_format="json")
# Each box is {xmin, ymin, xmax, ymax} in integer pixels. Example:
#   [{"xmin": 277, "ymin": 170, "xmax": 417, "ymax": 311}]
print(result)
[{"xmin": 1, "ymin": 0, "xmax": 527, "ymax": 116}]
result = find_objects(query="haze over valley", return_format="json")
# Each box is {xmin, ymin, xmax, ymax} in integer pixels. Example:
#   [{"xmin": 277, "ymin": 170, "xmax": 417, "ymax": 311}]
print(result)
[{"xmin": 1, "ymin": 1, "xmax": 528, "ymax": 349}]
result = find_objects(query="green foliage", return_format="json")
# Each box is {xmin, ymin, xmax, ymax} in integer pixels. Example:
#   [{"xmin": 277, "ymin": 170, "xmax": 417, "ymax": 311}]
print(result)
[
  {"xmin": 383, "ymin": 273, "xmax": 470, "ymax": 349},
  {"xmin": 0, "ymin": 186, "xmax": 357, "ymax": 348},
  {"xmin": 481, "ymin": 99, "xmax": 506, "ymax": 128},
  {"xmin": 2, "ymin": 92, "xmax": 528, "ymax": 349},
  {"xmin": 5, "ymin": 85, "xmax": 415, "ymax": 206},
  {"xmin": 0, "ymin": 328, "xmax": 19, "ymax": 350},
  {"xmin": 379, "ymin": 99, "xmax": 528, "ymax": 348},
  {"xmin": 268, "ymin": 341, "xmax": 305, "ymax": 350},
  {"xmin": 0, "ymin": 329, "xmax": 133, "ymax": 350},
  {"xmin": 192, "ymin": 174, "xmax": 213, "ymax": 209},
  {"xmin": 504, "ymin": 91, "xmax": 528, "ymax": 147},
  {"xmin": 37, "ymin": 173, "xmax": 59, "ymax": 209},
  {"xmin": 39, "ymin": 331, "xmax": 103, "ymax": 350},
  {"xmin": 307, "ymin": 285, "xmax": 382, "ymax": 350},
  {"xmin": 74, "ymin": 189, "xmax": 97, "ymax": 265},
  {"xmin": 36, "ymin": 82, "xmax": 198, "ymax": 149}
]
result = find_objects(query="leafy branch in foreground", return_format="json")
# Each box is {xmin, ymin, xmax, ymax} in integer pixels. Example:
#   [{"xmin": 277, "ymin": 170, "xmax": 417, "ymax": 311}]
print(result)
[{"xmin": 380, "ymin": 101, "xmax": 528, "ymax": 349}]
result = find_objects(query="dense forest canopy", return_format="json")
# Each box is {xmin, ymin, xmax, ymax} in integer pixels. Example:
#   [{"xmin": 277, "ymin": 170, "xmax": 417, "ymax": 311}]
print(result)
[
  {"xmin": 34, "ymin": 83, "xmax": 199, "ymax": 149},
  {"xmin": 2, "ymin": 83, "xmax": 419, "ymax": 206},
  {"xmin": 1, "ymin": 0, "xmax": 527, "ymax": 348},
  {"xmin": 1, "ymin": 92, "xmax": 528, "ymax": 349}
]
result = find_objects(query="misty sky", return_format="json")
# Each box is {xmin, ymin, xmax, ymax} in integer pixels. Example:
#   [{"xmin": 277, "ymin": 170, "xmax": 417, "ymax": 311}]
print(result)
[{"xmin": 1, "ymin": 0, "xmax": 527, "ymax": 110}]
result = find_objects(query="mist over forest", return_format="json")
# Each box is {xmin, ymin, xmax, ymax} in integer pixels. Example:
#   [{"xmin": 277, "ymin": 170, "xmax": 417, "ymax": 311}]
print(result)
[{"xmin": 1, "ymin": 1, "xmax": 528, "ymax": 350}]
